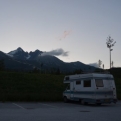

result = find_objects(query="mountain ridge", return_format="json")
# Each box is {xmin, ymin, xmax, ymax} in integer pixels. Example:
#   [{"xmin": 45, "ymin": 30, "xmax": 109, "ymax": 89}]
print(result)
[{"xmin": 0, "ymin": 47, "xmax": 97, "ymax": 73}]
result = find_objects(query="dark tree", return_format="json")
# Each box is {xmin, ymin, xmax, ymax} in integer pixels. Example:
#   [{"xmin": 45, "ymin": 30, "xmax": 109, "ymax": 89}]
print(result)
[
  {"xmin": 73, "ymin": 69, "xmax": 83, "ymax": 74},
  {"xmin": 32, "ymin": 67, "xmax": 40, "ymax": 73},
  {"xmin": 0, "ymin": 59, "xmax": 5, "ymax": 71},
  {"xmin": 98, "ymin": 60, "xmax": 102, "ymax": 68},
  {"xmin": 106, "ymin": 36, "xmax": 116, "ymax": 69},
  {"xmin": 56, "ymin": 68, "xmax": 60, "ymax": 75}
]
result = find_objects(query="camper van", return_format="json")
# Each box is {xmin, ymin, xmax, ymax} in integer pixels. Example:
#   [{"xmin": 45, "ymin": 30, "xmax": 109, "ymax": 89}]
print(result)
[{"xmin": 63, "ymin": 73, "xmax": 117, "ymax": 105}]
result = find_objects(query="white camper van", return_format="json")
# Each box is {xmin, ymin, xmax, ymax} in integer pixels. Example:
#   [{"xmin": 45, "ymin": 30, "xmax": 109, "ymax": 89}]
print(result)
[{"xmin": 63, "ymin": 73, "xmax": 117, "ymax": 105}]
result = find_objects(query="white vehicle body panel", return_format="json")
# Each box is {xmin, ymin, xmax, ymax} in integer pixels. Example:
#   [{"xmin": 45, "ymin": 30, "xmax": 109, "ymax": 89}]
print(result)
[{"xmin": 63, "ymin": 73, "xmax": 117, "ymax": 104}]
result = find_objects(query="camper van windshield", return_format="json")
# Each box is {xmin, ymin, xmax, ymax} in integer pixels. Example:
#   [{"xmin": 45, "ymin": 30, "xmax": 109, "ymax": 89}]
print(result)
[{"xmin": 95, "ymin": 79, "xmax": 104, "ymax": 87}]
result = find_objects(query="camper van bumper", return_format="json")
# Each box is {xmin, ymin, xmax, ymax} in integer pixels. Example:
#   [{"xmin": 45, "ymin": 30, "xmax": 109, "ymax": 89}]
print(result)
[
  {"xmin": 79, "ymin": 98, "xmax": 117, "ymax": 104},
  {"xmin": 95, "ymin": 98, "xmax": 117, "ymax": 104},
  {"xmin": 63, "ymin": 96, "xmax": 117, "ymax": 104}
]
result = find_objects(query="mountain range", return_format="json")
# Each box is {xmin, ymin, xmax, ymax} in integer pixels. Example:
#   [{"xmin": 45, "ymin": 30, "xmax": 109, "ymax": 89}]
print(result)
[{"xmin": 0, "ymin": 47, "xmax": 97, "ymax": 73}]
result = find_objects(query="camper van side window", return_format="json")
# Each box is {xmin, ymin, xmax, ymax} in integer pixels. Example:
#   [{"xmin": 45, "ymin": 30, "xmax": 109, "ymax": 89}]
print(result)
[
  {"xmin": 95, "ymin": 79, "xmax": 104, "ymax": 87},
  {"xmin": 83, "ymin": 80, "xmax": 91, "ymax": 87},
  {"xmin": 76, "ymin": 80, "xmax": 81, "ymax": 85}
]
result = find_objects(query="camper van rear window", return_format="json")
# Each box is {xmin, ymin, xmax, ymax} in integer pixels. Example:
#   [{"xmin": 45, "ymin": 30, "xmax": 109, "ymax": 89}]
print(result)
[
  {"xmin": 95, "ymin": 79, "xmax": 104, "ymax": 87},
  {"xmin": 83, "ymin": 80, "xmax": 91, "ymax": 87}
]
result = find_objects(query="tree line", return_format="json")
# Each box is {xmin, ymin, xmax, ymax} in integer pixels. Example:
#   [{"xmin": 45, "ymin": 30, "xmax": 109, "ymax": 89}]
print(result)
[{"xmin": 0, "ymin": 59, "xmax": 4, "ymax": 71}]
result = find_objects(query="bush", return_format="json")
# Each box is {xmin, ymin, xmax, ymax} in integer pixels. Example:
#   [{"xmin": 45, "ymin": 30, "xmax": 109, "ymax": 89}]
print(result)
[{"xmin": 0, "ymin": 72, "xmax": 65, "ymax": 102}]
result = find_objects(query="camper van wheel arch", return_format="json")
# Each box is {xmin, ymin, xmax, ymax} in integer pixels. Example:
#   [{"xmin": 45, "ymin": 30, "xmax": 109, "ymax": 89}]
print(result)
[{"xmin": 64, "ymin": 96, "xmax": 68, "ymax": 103}]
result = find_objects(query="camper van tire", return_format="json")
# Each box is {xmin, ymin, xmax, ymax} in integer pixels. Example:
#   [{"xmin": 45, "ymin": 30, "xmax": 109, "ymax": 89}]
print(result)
[
  {"xmin": 80, "ymin": 100, "xmax": 88, "ymax": 105},
  {"xmin": 64, "ymin": 96, "xmax": 68, "ymax": 103},
  {"xmin": 96, "ymin": 103, "xmax": 102, "ymax": 106}
]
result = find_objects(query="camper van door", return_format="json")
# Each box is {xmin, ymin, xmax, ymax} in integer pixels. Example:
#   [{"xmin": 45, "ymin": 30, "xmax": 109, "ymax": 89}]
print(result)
[{"xmin": 70, "ymin": 82, "xmax": 74, "ymax": 98}]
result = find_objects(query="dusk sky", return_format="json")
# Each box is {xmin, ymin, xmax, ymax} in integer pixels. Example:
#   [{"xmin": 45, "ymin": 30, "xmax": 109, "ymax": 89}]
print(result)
[{"xmin": 0, "ymin": 0, "xmax": 121, "ymax": 69}]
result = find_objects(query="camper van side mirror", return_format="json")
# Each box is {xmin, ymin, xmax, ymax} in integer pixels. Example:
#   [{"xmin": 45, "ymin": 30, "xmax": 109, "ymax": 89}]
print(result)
[{"xmin": 65, "ymin": 77, "xmax": 69, "ymax": 80}]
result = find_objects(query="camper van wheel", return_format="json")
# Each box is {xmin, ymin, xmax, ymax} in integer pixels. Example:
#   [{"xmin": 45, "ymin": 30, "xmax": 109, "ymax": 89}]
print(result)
[
  {"xmin": 81, "ymin": 100, "xmax": 86, "ymax": 105},
  {"xmin": 96, "ymin": 103, "xmax": 102, "ymax": 106},
  {"xmin": 64, "ymin": 96, "xmax": 68, "ymax": 103}
]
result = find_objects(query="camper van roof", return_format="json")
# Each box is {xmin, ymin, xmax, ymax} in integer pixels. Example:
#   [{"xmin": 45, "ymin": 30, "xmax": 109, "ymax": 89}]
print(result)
[{"xmin": 64, "ymin": 73, "xmax": 113, "ymax": 83}]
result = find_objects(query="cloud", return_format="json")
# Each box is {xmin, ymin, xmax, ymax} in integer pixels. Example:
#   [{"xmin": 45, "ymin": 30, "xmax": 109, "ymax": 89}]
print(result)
[
  {"xmin": 88, "ymin": 63, "xmax": 99, "ymax": 68},
  {"xmin": 41, "ymin": 48, "xmax": 69, "ymax": 56},
  {"xmin": 59, "ymin": 30, "xmax": 72, "ymax": 40},
  {"xmin": 63, "ymin": 30, "xmax": 71, "ymax": 38}
]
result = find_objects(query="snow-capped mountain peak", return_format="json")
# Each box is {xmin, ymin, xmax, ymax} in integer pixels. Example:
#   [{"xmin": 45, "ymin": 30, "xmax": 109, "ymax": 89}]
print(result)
[
  {"xmin": 17, "ymin": 47, "xmax": 23, "ymax": 52},
  {"xmin": 7, "ymin": 47, "xmax": 43, "ymax": 60},
  {"xmin": 8, "ymin": 47, "xmax": 24, "ymax": 55},
  {"xmin": 26, "ymin": 54, "xmax": 31, "ymax": 59}
]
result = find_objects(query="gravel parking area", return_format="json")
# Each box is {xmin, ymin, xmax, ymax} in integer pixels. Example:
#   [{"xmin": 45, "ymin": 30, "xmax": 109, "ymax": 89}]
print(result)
[{"xmin": 0, "ymin": 101, "xmax": 121, "ymax": 121}]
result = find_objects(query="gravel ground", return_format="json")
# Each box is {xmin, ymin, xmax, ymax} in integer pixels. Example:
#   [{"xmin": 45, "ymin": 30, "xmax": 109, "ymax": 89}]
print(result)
[{"xmin": 0, "ymin": 101, "xmax": 121, "ymax": 121}]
